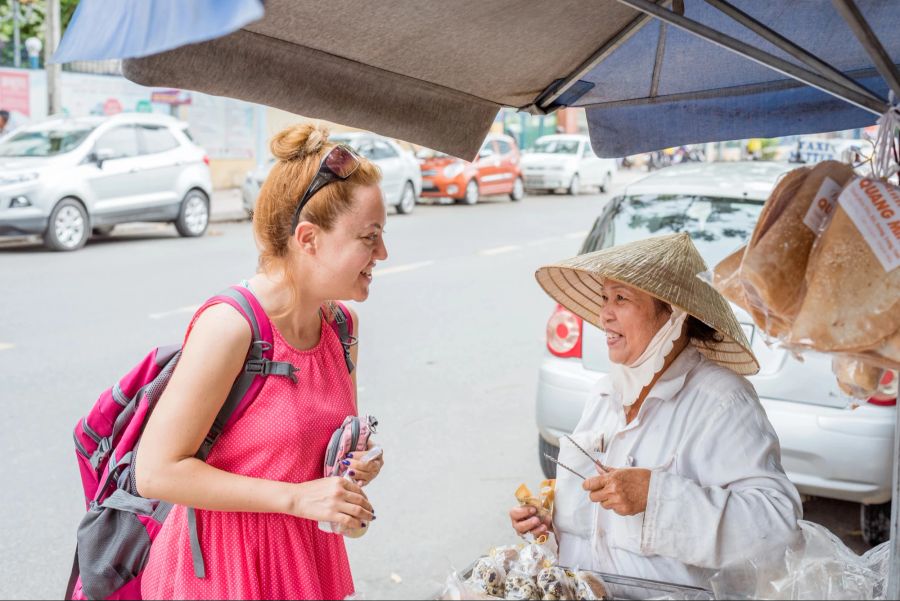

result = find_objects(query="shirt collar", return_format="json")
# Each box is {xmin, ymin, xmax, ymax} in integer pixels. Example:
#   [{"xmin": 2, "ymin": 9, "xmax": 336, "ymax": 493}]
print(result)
[{"xmin": 644, "ymin": 344, "xmax": 702, "ymax": 403}]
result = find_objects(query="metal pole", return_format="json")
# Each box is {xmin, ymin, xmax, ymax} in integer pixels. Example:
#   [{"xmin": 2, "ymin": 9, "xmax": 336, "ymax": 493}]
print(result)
[
  {"xmin": 536, "ymin": 3, "xmax": 665, "ymax": 111},
  {"xmin": 888, "ymin": 389, "xmax": 900, "ymax": 600},
  {"xmin": 12, "ymin": 0, "xmax": 21, "ymax": 68},
  {"xmin": 832, "ymin": 0, "xmax": 900, "ymax": 100},
  {"xmin": 614, "ymin": 0, "xmax": 888, "ymax": 116},
  {"xmin": 45, "ymin": 0, "xmax": 62, "ymax": 115},
  {"xmin": 705, "ymin": 0, "xmax": 886, "ymax": 106}
]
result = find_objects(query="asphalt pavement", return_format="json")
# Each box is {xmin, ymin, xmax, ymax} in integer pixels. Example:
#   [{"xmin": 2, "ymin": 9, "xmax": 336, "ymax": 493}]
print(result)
[{"xmin": 0, "ymin": 169, "xmax": 870, "ymax": 599}]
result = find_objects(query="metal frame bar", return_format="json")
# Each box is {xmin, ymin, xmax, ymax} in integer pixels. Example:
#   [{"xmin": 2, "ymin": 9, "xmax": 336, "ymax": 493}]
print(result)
[
  {"xmin": 614, "ymin": 0, "xmax": 887, "ymax": 115},
  {"xmin": 649, "ymin": 23, "xmax": 668, "ymax": 97},
  {"xmin": 705, "ymin": 0, "xmax": 886, "ymax": 105},
  {"xmin": 535, "ymin": 4, "xmax": 665, "ymax": 112},
  {"xmin": 832, "ymin": 0, "xmax": 900, "ymax": 99}
]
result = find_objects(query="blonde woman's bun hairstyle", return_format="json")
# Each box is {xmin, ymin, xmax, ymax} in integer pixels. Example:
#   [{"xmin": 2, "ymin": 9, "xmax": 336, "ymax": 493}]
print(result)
[{"xmin": 270, "ymin": 122, "xmax": 330, "ymax": 162}]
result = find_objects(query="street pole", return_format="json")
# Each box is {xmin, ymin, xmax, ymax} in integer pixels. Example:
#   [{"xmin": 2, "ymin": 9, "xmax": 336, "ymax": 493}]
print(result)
[
  {"xmin": 12, "ymin": 0, "xmax": 21, "ymax": 68},
  {"xmin": 44, "ymin": 0, "xmax": 62, "ymax": 115}
]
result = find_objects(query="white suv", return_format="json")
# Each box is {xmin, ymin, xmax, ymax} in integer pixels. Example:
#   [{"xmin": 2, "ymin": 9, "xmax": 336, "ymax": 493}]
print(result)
[
  {"xmin": 0, "ymin": 113, "xmax": 213, "ymax": 251},
  {"xmin": 536, "ymin": 161, "xmax": 898, "ymax": 546},
  {"xmin": 521, "ymin": 134, "xmax": 617, "ymax": 195}
]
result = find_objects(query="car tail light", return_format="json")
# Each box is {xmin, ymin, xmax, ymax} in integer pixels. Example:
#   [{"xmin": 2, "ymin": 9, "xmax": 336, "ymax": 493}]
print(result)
[
  {"xmin": 547, "ymin": 304, "xmax": 583, "ymax": 358},
  {"xmin": 202, "ymin": 155, "xmax": 210, "ymax": 166},
  {"xmin": 868, "ymin": 370, "xmax": 898, "ymax": 406}
]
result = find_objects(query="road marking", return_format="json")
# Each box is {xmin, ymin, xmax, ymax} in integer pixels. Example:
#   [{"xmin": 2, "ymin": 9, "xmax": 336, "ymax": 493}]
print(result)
[
  {"xmin": 479, "ymin": 245, "xmax": 522, "ymax": 256},
  {"xmin": 149, "ymin": 305, "xmax": 200, "ymax": 320},
  {"xmin": 565, "ymin": 231, "xmax": 589, "ymax": 239},
  {"xmin": 374, "ymin": 261, "xmax": 434, "ymax": 276},
  {"xmin": 0, "ymin": 343, "xmax": 14, "ymax": 351},
  {"xmin": 526, "ymin": 237, "xmax": 559, "ymax": 247}
]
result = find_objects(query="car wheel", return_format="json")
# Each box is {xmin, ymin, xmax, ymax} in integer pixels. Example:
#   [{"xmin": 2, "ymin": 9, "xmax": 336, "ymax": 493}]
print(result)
[
  {"xmin": 567, "ymin": 173, "xmax": 581, "ymax": 196},
  {"xmin": 175, "ymin": 189, "xmax": 210, "ymax": 238},
  {"xmin": 463, "ymin": 179, "xmax": 479, "ymax": 205},
  {"xmin": 396, "ymin": 181, "xmax": 416, "ymax": 215},
  {"xmin": 510, "ymin": 177, "xmax": 525, "ymax": 202},
  {"xmin": 600, "ymin": 172, "xmax": 612, "ymax": 193},
  {"xmin": 44, "ymin": 198, "xmax": 89, "ymax": 251},
  {"xmin": 92, "ymin": 225, "xmax": 115, "ymax": 237},
  {"xmin": 861, "ymin": 501, "xmax": 891, "ymax": 546},
  {"xmin": 539, "ymin": 435, "xmax": 559, "ymax": 480}
]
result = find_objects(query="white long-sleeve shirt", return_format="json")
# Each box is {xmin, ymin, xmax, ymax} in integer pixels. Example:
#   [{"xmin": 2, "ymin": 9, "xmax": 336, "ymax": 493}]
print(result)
[{"xmin": 553, "ymin": 345, "xmax": 802, "ymax": 589}]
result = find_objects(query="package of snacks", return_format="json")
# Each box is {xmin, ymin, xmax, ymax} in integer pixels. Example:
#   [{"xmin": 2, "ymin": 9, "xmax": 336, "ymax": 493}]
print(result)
[
  {"xmin": 512, "ymin": 535, "xmax": 559, "ymax": 579},
  {"xmin": 466, "ymin": 555, "xmax": 506, "ymax": 598},
  {"xmin": 490, "ymin": 545, "xmax": 521, "ymax": 575},
  {"xmin": 537, "ymin": 564, "xmax": 576, "ymax": 600},
  {"xmin": 503, "ymin": 569, "xmax": 541, "ymax": 600},
  {"xmin": 573, "ymin": 570, "xmax": 610, "ymax": 600}
]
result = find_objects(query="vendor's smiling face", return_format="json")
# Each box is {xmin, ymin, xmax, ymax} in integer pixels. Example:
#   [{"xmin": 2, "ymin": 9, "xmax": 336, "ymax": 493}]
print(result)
[{"xmin": 598, "ymin": 279, "xmax": 671, "ymax": 365}]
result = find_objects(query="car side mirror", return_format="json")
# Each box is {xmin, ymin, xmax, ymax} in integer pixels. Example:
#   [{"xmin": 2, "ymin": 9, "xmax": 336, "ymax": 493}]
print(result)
[{"xmin": 92, "ymin": 148, "xmax": 116, "ymax": 168}]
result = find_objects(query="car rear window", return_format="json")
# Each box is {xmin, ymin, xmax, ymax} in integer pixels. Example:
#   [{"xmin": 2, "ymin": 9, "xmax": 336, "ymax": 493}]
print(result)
[{"xmin": 583, "ymin": 194, "xmax": 765, "ymax": 267}]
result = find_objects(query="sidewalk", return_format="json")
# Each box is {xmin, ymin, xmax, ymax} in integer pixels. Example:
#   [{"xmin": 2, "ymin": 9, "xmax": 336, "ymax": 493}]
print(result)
[{"xmin": 210, "ymin": 188, "xmax": 250, "ymax": 223}]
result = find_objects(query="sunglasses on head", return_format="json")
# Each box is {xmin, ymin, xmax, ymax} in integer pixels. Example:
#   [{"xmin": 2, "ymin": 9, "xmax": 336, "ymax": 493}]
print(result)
[{"xmin": 290, "ymin": 144, "xmax": 361, "ymax": 231}]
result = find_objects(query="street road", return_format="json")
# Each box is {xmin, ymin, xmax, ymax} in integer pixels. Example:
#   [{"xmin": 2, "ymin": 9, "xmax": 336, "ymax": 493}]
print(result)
[{"xmin": 0, "ymin": 170, "xmax": 869, "ymax": 599}]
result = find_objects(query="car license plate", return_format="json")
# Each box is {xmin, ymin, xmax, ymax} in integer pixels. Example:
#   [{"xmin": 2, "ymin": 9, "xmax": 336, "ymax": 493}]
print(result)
[{"xmin": 525, "ymin": 176, "xmax": 543, "ymax": 187}]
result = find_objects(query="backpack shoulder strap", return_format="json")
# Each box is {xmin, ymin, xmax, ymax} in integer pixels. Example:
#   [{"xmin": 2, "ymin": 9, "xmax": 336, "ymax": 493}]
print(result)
[
  {"xmin": 326, "ymin": 301, "xmax": 356, "ymax": 374},
  {"xmin": 185, "ymin": 285, "xmax": 295, "ymax": 580}
]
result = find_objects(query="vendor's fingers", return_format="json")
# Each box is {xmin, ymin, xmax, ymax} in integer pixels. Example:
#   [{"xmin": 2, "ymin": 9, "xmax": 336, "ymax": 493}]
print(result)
[
  {"xmin": 513, "ymin": 516, "xmax": 543, "ymax": 535},
  {"xmin": 530, "ymin": 524, "xmax": 550, "ymax": 538},
  {"xmin": 583, "ymin": 475, "xmax": 609, "ymax": 492},
  {"xmin": 590, "ymin": 488, "xmax": 615, "ymax": 505},
  {"xmin": 510, "ymin": 506, "xmax": 538, "ymax": 521}
]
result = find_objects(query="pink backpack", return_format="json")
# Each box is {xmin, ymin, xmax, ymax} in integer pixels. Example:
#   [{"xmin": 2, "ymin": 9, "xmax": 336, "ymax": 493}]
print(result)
[{"xmin": 66, "ymin": 286, "xmax": 355, "ymax": 600}]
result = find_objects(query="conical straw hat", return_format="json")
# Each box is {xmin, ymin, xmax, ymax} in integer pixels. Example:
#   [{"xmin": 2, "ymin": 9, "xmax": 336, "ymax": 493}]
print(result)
[{"xmin": 535, "ymin": 232, "xmax": 759, "ymax": 376}]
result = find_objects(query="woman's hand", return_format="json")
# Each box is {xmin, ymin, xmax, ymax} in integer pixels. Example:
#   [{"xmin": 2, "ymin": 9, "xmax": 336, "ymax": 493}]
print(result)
[
  {"xmin": 342, "ymin": 440, "xmax": 384, "ymax": 486},
  {"xmin": 509, "ymin": 505, "xmax": 553, "ymax": 539},
  {"xmin": 289, "ymin": 477, "xmax": 374, "ymax": 530},
  {"xmin": 583, "ymin": 468, "xmax": 651, "ymax": 516}
]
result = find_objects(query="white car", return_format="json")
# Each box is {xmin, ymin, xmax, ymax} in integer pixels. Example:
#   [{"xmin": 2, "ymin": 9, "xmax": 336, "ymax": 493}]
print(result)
[
  {"xmin": 242, "ymin": 132, "xmax": 422, "ymax": 215},
  {"xmin": 521, "ymin": 134, "xmax": 617, "ymax": 195},
  {"xmin": 0, "ymin": 113, "xmax": 213, "ymax": 251},
  {"xmin": 536, "ymin": 161, "xmax": 898, "ymax": 546}
]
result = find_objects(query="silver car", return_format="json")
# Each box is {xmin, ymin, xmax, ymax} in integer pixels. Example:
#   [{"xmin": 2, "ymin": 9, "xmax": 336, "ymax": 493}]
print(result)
[
  {"xmin": 0, "ymin": 113, "xmax": 213, "ymax": 251},
  {"xmin": 242, "ymin": 132, "xmax": 422, "ymax": 215},
  {"xmin": 536, "ymin": 161, "xmax": 898, "ymax": 546}
]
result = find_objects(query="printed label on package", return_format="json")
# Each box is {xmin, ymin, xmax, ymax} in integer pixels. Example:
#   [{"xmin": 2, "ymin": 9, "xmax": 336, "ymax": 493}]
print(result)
[
  {"xmin": 837, "ymin": 177, "xmax": 900, "ymax": 272},
  {"xmin": 803, "ymin": 177, "xmax": 843, "ymax": 234}
]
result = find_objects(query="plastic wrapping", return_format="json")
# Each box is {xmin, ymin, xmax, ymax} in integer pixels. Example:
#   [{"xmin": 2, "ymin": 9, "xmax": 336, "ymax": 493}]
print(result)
[
  {"xmin": 537, "ymin": 565, "xmax": 577, "ymax": 600},
  {"xmin": 572, "ymin": 571, "xmax": 610, "ymax": 600},
  {"xmin": 439, "ymin": 571, "xmax": 497, "ymax": 601},
  {"xmin": 467, "ymin": 556, "xmax": 506, "ymax": 598},
  {"xmin": 709, "ymin": 520, "xmax": 890, "ymax": 600},
  {"xmin": 832, "ymin": 356, "xmax": 888, "ymax": 399},
  {"xmin": 504, "ymin": 569, "xmax": 542, "ymax": 600},
  {"xmin": 490, "ymin": 545, "xmax": 522, "ymax": 575},
  {"xmin": 512, "ymin": 536, "xmax": 559, "ymax": 579}
]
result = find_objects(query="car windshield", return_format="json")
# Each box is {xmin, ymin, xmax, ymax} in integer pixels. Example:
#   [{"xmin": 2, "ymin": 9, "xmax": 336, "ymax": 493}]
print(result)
[
  {"xmin": 533, "ymin": 139, "xmax": 579, "ymax": 155},
  {"xmin": 0, "ymin": 127, "xmax": 94, "ymax": 157},
  {"xmin": 583, "ymin": 194, "xmax": 765, "ymax": 267}
]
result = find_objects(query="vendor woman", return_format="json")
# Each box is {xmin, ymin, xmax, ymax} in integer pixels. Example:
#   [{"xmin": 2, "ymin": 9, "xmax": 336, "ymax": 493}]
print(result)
[{"xmin": 511, "ymin": 233, "xmax": 801, "ymax": 586}]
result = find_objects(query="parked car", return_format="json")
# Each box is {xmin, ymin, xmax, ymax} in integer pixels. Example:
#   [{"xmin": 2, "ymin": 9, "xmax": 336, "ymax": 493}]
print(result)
[
  {"xmin": 242, "ymin": 132, "xmax": 422, "ymax": 215},
  {"xmin": 521, "ymin": 134, "xmax": 617, "ymax": 195},
  {"xmin": 0, "ymin": 113, "xmax": 212, "ymax": 251},
  {"xmin": 535, "ymin": 161, "xmax": 898, "ymax": 546},
  {"xmin": 418, "ymin": 134, "xmax": 524, "ymax": 205}
]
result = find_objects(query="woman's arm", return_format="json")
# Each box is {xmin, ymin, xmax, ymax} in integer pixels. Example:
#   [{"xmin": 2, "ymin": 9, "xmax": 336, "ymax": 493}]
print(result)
[
  {"xmin": 135, "ymin": 304, "xmax": 373, "ymax": 527},
  {"xmin": 639, "ymin": 389, "xmax": 802, "ymax": 569}
]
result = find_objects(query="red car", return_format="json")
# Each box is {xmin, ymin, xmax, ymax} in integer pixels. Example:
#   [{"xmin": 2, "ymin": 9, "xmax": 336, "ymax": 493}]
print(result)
[{"xmin": 419, "ymin": 134, "xmax": 524, "ymax": 205}]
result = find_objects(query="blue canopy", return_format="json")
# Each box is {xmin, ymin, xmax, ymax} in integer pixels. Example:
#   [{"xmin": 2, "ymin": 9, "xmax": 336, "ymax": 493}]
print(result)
[{"xmin": 54, "ymin": 0, "xmax": 900, "ymax": 159}]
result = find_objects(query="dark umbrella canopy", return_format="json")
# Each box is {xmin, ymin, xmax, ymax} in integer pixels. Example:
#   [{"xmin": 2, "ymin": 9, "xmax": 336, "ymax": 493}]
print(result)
[{"xmin": 54, "ymin": 1, "xmax": 900, "ymax": 159}]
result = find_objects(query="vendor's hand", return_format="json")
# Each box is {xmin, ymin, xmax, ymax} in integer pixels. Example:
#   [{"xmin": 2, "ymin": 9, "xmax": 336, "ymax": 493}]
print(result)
[
  {"xmin": 289, "ymin": 477, "xmax": 374, "ymax": 529},
  {"xmin": 341, "ymin": 440, "xmax": 383, "ymax": 487},
  {"xmin": 509, "ymin": 505, "xmax": 553, "ymax": 539},
  {"xmin": 583, "ymin": 467, "xmax": 651, "ymax": 516}
]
